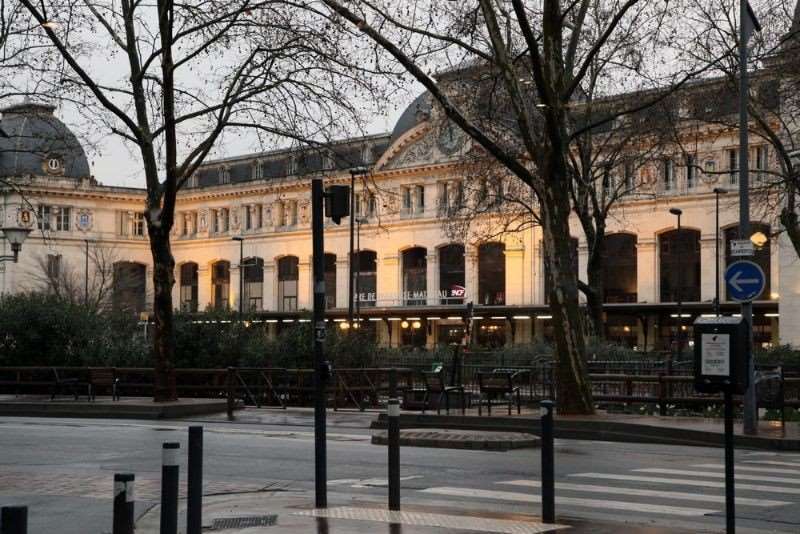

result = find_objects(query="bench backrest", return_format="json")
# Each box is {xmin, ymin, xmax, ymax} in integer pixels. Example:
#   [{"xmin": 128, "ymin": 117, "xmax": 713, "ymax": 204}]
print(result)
[{"xmin": 89, "ymin": 368, "xmax": 116, "ymax": 385}]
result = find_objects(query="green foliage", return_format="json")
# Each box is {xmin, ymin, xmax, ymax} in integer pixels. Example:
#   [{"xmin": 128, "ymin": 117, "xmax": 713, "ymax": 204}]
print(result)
[
  {"xmin": 754, "ymin": 344, "xmax": 800, "ymax": 367},
  {"xmin": 0, "ymin": 292, "xmax": 149, "ymax": 367}
]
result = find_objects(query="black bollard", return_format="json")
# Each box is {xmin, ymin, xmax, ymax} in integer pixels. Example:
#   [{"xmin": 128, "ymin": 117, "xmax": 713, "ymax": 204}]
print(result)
[
  {"xmin": 540, "ymin": 400, "xmax": 555, "ymax": 523},
  {"xmin": 388, "ymin": 368, "xmax": 401, "ymax": 511},
  {"xmin": 113, "ymin": 473, "xmax": 135, "ymax": 534},
  {"xmin": 160, "ymin": 442, "xmax": 180, "ymax": 534},
  {"xmin": 1, "ymin": 506, "xmax": 27, "ymax": 534},
  {"xmin": 187, "ymin": 426, "xmax": 203, "ymax": 534}
]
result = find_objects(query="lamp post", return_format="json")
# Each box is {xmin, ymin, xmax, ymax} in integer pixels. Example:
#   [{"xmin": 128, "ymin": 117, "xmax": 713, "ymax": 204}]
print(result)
[
  {"xmin": 84, "ymin": 239, "xmax": 90, "ymax": 306},
  {"xmin": 348, "ymin": 167, "xmax": 369, "ymax": 329},
  {"xmin": 232, "ymin": 236, "xmax": 244, "ymax": 318},
  {"xmin": 713, "ymin": 188, "xmax": 727, "ymax": 316},
  {"xmin": 669, "ymin": 208, "xmax": 683, "ymax": 362},
  {"xmin": 0, "ymin": 226, "xmax": 31, "ymax": 263}
]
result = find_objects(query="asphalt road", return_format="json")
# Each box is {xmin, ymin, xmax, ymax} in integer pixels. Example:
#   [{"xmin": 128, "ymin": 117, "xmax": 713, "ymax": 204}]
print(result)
[{"xmin": 0, "ymin": 411, "xmax": 798, "ymax": 533}]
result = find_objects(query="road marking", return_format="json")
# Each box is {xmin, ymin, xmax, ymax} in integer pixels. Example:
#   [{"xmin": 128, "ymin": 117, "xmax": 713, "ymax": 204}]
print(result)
[
  {"xmin": 744, "ymin": 460, "xmax": 800, "ymax": 468},
  {"xmin": 498, "ymin": 480, "xmax": 788, "ymax": 507},
  {"xmin": 635, "ymin": 468, "xmax": 800, "ymax": 485},
  {"xmin": 330, "ymin": 475, "xmax": 423, "ymax": 488},
  {"xmin": 693, "ymin": 463, "xmax": 800, "ymax": 476},
  {"xmin": 420, "ymin": 486, "xmax": 716, "ymax": 517},
  {"xmin": 570, "ymin": 473, "xmax": 800, "ymax": 495}
]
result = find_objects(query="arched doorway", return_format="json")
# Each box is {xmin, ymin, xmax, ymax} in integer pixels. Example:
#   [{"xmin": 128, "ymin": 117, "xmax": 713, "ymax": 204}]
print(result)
[
  {"xmin": 604, "ymin": 234, "xmax": 637, "ymax": 303},
  {"xmin": 659, "ymin": 229, "xmax": 701, "ymax": 302},
  {"xmin": 402, "ymin": 247, "xmax": 427, "ymax": 305},
  {"xmin": 439, "ymin": 244, "xmax": 465, "ymax": 304},
  {"xmin": 211, "ymin": 260, "xmax": 230, "ymax": 310},
  {"xmin": 242, "ymin": 257, "xmax": 264, "ymax": 311},
  {"xmin": 179, "ymin": 262, "xmax": 198, "ymax": 312},
  {"xmin": 478, "ymin": 242, "xmax": 505, "ymax": 305},
  {"xmin": 113, "ymin": 262, "xmax": 146, "ymax": 313},
  {"xmin": 278, "ymin": 256, "xmax": 299, "ymax": 311},
  {"xmin": 355, "ymin": 250, "xmax": 377, "ymax": 307}
]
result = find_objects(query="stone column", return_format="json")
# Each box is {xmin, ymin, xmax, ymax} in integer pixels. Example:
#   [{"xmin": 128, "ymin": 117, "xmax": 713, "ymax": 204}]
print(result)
[
  {"xmin": 426, "ymin": 253, "xmax": 438, "ymax": 305},
  {"xmin": 336, "ymin": 255, "xmax": 350, "ymax": 310},
  {"xmin": 505, "ymin": 247, "xmax": 524, "ymax": 305},
  {"xmin": 779, "ymin": 233, "xmax": 800, "ymax": 345},
  {"xmin": 465, "ymin": 249, "xmax": 478, "ymax": 305},
  {"xmin": 700, "ymin": 237, "xmax": 716, "ymax": 303},
  {"xmin": 263, "ymin": 261, "xmax": 276, "ymax": 311},
  {"xmin": 197, "ymin": 264, "xmax": 211, "ymax": 310},
  {"xmin": 231, "ymin": 260, "xmax": 242, "ymax": 313},
  {"xmin": 298, "ymin": 257, "xmax": 311, "ymax": 310},
  {"xmin": 637, "ymin": 239, "xmax": 657, "ymax": 303}
]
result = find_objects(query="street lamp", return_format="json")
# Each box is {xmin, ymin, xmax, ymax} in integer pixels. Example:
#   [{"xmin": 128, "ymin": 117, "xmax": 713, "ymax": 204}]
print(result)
[
  {"xmin": 348, "ymin": 167, "xmax": 369, "ymax": 330},
  {"xmin": 0, "ymin": 226, "xmax": 32, "ymax": 263},
  {"xmin": 669, "ymin": 208, "xmax": 683, "ymax": 361},
  {"xmin": 232, "ymin": 236, "xmax": 245, "ymax": 318},
  {"xmin": 713, "ymin": 188, "xmax": 727, "ymax": 315}
]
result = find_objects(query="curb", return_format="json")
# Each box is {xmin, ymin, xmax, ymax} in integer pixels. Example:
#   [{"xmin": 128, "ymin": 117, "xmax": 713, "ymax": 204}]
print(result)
[
  {"xmin": 371, "ymin": 414, "xmax": 800, "ymax": 451},
  {"xmin": 371, "ymin": 428, "xmax": 540, "ymax": 451}
]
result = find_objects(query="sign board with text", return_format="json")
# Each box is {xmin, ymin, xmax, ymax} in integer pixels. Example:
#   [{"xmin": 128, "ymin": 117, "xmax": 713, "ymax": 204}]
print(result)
[
  {"xmin": 730, "ymin": 239, "xmax": 754, "ymax": 257},
  {"xmin": 693, "ymin": 316, "xmax": 750, "ymax": 394}
]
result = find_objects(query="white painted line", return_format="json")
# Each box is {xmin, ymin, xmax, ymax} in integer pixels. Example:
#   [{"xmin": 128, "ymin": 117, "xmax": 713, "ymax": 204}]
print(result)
[
  {"xmin": 498, "ymin": 480, "xmax": 788, "ymax": 507},
  {"xmin": 693, "ymin": 463, "xmax": 800, "ymax": 476},
  {"xmin": 570, "ymin": 473, "xmax": 800, "ymax": 495},
  {"xmin": 635, "ymin": 468, "xmax": 800, "ymax": 485},
  {"xmin": 744, "ymin": 460, "xmax": 800, "ymax": 468},
  {"xmin": 420, "ymin": 486, "xmax": 716, "ymax": 517}
]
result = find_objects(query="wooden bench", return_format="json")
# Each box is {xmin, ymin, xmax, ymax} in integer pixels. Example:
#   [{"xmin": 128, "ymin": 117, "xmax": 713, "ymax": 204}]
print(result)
[
  {"xmin": 477, "ymin": 370, "xmax": 521, "ymax": 416},
  {"xmin": 88, "ymin": 368, "xmax": 120, "ymax": 401},
  {"xmin": 50, "ymin": 368, "xmax": 80, "ymax": 400}
]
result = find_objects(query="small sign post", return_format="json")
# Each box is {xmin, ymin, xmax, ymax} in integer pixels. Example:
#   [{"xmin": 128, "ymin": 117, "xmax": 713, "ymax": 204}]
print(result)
[{"xmin": 694, "ymin": 316, "xmax": 750, "ymax": 534}]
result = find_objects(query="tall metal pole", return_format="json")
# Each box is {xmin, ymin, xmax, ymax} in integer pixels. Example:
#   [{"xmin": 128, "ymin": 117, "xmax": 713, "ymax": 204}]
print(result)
[
  {"xmin": 312, "ymin": 179, "xmax": 328, "ymax": 508},
  {"xmin": 740, "ymin": 0, "xmax": 757, "ymax": 436},
  {"xmin": 84, "ymin": 239, "xmax": 89, "ymax": 306},
  {"xmin": 239, "ymin": 239, "xmax": 244, "ymax": 317},
  {"xmin": 714, "ymin": 189, "xmax": 723, "ymax": 316},
  {"xmin": 356, "ymin": 218, "xmax": 362, "ymax": 326},
  {"xmin": 348, "ymin": 172, "xmax": 355, "ymax": 327}
]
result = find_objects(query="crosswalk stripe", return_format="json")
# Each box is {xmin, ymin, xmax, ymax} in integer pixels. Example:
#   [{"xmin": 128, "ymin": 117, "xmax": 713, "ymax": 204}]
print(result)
[
  {"xmin": 570, "ymin": 473, "xmax": 800, "ymax": 495},
  {"xmin": 497, "ymin": 480, "xmax": 788, "ymax": 507},
  {"xmin": 420, "ymin": 486, "xmax": 716, "ymax": 517},
  {"xmin": 635, "ymin": 468, "xmax": 800, "ymax": 485},
  {"xmin": 744, "ymin": 460, "xmax": 800, "ymax": 468},
  {"xmin": 693, "ymin": 463, "xmax": 800, "ymax": 476}
]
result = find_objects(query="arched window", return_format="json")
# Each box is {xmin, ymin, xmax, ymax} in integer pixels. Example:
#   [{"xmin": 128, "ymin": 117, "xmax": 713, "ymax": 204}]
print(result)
[
  {"xmin": 179, "ymin": 262, "xmax": 198, "ymax": 312},
  {"xmin": 725, "ymin": 223, "xmax": 771, "ymax": 301},
  {"xmin": 355, "ymin": 250, "xmax": 377, "ymax": 307},
  {"xmin": 402, "ymin": 247, "xmax": 427, "ymax": 305},
  {"xmin": 211, "ymin": 260, "xmax": 230, "ymax": 310},
  {"xmin": 660, "ymin": 229, "xmax": 701, "ymax": 302},
  {"xmin": 113, "ymin": 262, "xmax": 147, "ymax": 313},
  {"xmin": 604, "ymin": 234, "xmax": 637, "ymax": 303},
  {"xmin": 544, "ymin": 238, "xmax": 578, "ymax": 305},
  {"xmin": 278, "ymin": 256, "xmax": 299, "ymax": 311},
  {"xmin": 243, "ymin": 257, "xmax": 264, "ymax": 311},
  {"xmin": 324, "ymin": 253, "xmax": 336, "ymax": 309},
  {"xmin": 439, "ymin": 244, "xmax": 465, "ymax": 304},
  {"xmin": 478, "ymin": 242, "xmax": 505, "ymax": 305}
]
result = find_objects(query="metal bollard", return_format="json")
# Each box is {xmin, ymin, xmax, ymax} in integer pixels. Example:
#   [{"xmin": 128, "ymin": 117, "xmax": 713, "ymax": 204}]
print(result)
[
  {"xmin": 160, "ymin": 442, "xmax": 180, "ymax": 534},
  {"xmin": 1, "ymin": 506, "xmax": 27, "ymax": 534},
  {"xmin": 113, "ymin": 473, "xmax": 135, "ymax": 534},
  {"xmin": 187, "ymin": 426, "xmax": 204, "ymax": 534},
  {"xmin": 540, "ymin": 400, "xmax": 555, "ymax": 523},
  {"xmin": 388, "ymin": 368, "xmax": 401, "ymax": 511}
]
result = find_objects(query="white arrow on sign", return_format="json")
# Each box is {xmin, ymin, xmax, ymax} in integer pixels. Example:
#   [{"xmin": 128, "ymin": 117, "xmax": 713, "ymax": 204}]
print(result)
[{"xmin": 728, "ymin": 270, "xmax": 760, "ymax": 293}]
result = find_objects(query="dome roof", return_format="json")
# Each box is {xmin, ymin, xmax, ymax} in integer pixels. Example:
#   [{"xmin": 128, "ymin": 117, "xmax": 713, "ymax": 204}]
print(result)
[
  {"xmin": 389, "ymin": 92, "xmax": 432, "ymax": 144},
  {"xmin": 0, "ymin": 102, "xmax": 90, "ymax": 180}
]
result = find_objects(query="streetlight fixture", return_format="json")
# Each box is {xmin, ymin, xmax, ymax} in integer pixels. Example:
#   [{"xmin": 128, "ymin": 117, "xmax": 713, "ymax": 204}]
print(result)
[
  {"xmin": 713, "ymin": 188, "xmax": 727, "ymax": 315},
  {"xmin": 0, "ymin": 226, "xmax": 32, "ymax": 263},
  {"xmin": 348, "ymin": 167, "xmax": 369, "ymax": 330},
  {"xmin": 232, "ymin": 236, "xmax": 245, "ymax": 318},
  {"xmin": 669, "ymin": 208, "xmax": 683, "ymax": 362}
]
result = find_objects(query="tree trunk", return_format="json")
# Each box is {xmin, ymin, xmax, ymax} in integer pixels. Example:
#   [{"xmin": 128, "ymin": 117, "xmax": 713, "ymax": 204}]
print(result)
[
  {"xmin": 540, "ymin": 174, "xmax": 594, "ymax": 415},
  {"xmin": 150, "ymin": 227, "xmax": 177, "ymax": 402}
]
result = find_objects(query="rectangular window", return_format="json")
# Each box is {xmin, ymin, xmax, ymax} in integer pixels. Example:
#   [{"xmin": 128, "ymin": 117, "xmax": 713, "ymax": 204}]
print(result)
[
  {"xmin": 756, "ymin": 146, "xmax": 768, "ymax": 182},
  {"xmin": 355, "ymin": 193, "xmax": 363, "ymax": 217},
  {"xmin": 46, "ymin": 254, "xmax": 61, "ymax": 279},
  {"xmin": 440, "ymin": 182, "xmax": 449, "ymax": 207},
  {"xmin": 402, "ymin": 187, "xmax": 412, "ymax": 212},
  {"xmin": 454, "ymin": 181, "xmax": 464, "ymax": 207},
  {"xmin": 662, "ymin": 159, "xmax": 675, "ymax": 191},
  {"xmin": 624, "ymin": 162, "xmax": 635, "ymax": 191},
  {"xmin": 37, "ymin": 205, "xmax": 51, "ymax": 231},
  {"xmin": 686, "ymin": 154, "xmax": 696, "ymax": 189},
  {"xmin": 245, "ymin": 207, "xmax": 252, "ymax": 230},
  {"xmin": 219, "ymin": 167, "xmax": 230, "ymax": 185},
  {"xmin": 367, "ymin": 193, "xmax": 376, "ymax": 217},
  {"xmin": 133, "ymin": 213, "xmax": 146, "ymax": 236},
  {"xmin": 728, "ymin": 148, "xmax": 738, "ymax": 185},
  {"xmin": 56, "ymin": 207, "xmax": 70, "ymax": 231},
  {"xmin": 415, "ymin": 185, "xmax": 425, "ymax": 211}
]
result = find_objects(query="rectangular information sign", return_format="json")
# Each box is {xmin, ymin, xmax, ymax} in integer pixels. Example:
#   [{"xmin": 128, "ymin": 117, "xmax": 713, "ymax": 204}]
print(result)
[
  {"xmin": 701, "ymin": 333, "xmax": 731, "ymax": 377},
  {"xmin": 730, "ymin": 239, "xmax": 754, "ymax": 257}
]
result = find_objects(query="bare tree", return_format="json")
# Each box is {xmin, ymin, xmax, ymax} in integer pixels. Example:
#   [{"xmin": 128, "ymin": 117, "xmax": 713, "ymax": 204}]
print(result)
[
  {"xmin": 7, "ymin": 0, "xmax": 390, "ymax": 400},
  {"xmin": 322, "ymin": 0, "xmax": 708, "ymax": 413}
]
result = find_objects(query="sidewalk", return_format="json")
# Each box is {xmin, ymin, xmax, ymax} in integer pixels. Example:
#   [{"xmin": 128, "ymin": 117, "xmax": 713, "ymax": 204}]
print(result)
[{"xmin": 133, "ymin": 489, "xmax": 718, "ymax": 534}]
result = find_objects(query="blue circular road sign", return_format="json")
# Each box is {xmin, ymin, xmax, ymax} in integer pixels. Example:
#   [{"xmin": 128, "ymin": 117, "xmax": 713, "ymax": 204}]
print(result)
[{"xmin": 725, "ymin": 260, "xmax": 766, "ymax": 302}]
